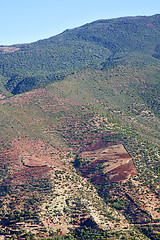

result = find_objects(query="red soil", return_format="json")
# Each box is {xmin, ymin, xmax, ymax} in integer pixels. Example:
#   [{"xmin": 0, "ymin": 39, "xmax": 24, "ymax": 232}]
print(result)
[
  {"xmin": 7, "ymin": 166, "xmax": 52, "ymax": 185},
  {"xmin": 79, "ymin": 142, "xmax": 137, "ymax": 183},
  {"xmin": 0, "ymin": 145, "xmax": 52, "ymax": 185},
  {"xmin": 108, "ymin": 160, "xmax": 137, "ymax": 182},
  {"xmin": 0, "ymin": 136, "xmax": 60, "ymax": 185}
]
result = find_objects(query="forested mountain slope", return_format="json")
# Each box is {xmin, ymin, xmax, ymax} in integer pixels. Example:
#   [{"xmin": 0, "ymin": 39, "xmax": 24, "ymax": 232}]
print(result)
[
  {"xmin": 0, "ymin": 14, "xmax": 160, "ymax": 239},
  {"xmin": 0, "ymin": 14, "xmax": 160, "ymax": 95}
]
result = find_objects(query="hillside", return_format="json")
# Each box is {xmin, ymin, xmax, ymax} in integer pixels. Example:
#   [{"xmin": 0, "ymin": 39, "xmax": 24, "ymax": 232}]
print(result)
[
  {"xmin": 0, "ymin": 14, "xmax": 160, "ymax": 96},
  {"xmin": 0, "ymin": 14, "xmax": 160, "ymax": 239}
]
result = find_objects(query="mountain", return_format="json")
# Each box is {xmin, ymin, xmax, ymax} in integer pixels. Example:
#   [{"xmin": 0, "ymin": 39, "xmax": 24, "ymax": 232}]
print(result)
[
  {"xmin": 0, "ymin": 14, "xmax": 160, "ymax": 96},
  {"xmin": 0, "ymin": 15, "xmax": 160, "ymax": 239}
]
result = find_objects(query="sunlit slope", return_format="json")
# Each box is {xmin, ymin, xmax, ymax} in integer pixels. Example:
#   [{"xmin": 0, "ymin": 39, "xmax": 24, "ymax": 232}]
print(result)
[
  {"xmin": 0, "ymin": 65, "xmax": 160, "ymax": 238},
  {"xmin": 0, "ymin": 14, "xmax": 160, "ymax": 95},
  {"xmin": 0, "ymin": 65, "xmax": 159, "ymax": 184},
  {"xmin": 1, "ymin": 65, "xmax": 159, "ymax": 150}
]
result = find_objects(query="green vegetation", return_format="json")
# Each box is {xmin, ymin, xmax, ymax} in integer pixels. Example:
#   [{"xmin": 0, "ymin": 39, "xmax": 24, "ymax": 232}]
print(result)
[
  {"xmin": 0, "ymin": 14, "xmax": 159, "ymax": 240},
  {"xmin": 0, "ymin": 14, "xmax": 160, "ymax": 95}
]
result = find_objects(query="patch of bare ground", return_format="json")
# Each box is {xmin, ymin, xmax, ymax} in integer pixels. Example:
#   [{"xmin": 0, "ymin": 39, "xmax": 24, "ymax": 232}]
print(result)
[
  {"xmin": 0, "ymin": 136, "xmax": 64, "ymax": 185},
  {"xmin": 0, "ymin": 93, "xmax": 6, "ymax": 100},
  {"xmin": 79, "ymin": 143, "xmax": 137, "ymax": 183},
  {"xmin": 0, "ymin": 46, "xmax": 19, "ymax": 53}
]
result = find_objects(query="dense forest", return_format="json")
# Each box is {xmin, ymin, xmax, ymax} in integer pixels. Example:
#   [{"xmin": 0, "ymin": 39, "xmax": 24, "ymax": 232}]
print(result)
[{"xmin": 0, "ymin": 14, "xmax": 160, "ymax": 95}]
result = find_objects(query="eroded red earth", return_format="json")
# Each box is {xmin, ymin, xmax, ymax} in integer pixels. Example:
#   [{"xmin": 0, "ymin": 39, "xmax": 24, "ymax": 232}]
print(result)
[
  {"xmin": 0, "ymin": 133, "xmax": 137, "ymax": 186},
  {"xmin": 0, "ymin": 137, "xmax": 60, "ymax": 185},
  {"xmin": 79, "ymin": 142, "xmax": 137, "ymax": 183}
]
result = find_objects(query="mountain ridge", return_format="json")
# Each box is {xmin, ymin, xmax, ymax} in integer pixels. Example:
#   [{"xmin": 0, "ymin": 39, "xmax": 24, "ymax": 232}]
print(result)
[
  {"xmin": 0, "ymin": 14, "xmax": 160, "ymax": 239},
  {"xmin": 0, "ymin": 14, "xmax": 160, "ymax": 96}
]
